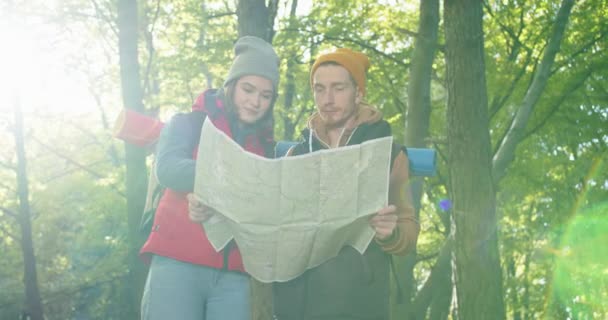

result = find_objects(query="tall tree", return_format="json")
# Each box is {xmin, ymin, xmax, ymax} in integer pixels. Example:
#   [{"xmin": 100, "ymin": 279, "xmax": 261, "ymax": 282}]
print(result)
[
  {"xmin": 280, "ymin": 0, "xmax": 299, "ymax": 140},
  {"xmin": 394, "ymin": 0, "xmax": 442, "ymax": 318},
  {"xmin": 11, "ymin": 99, "xmax": 44, "ymax": 320},
  {"xmin": 444, "ymin": 0, "xmax": 505, "ymax": 318},
  {"xmin": 405, "ymin": 0, "xmax": 438, "ymax": 150},
  {"xmin": 234, "ymin": 2, "xmax": 279, "ymax": 319},
  {"xmin": 116, "ymin": 0, "xmax": 148, "ymax": 318}
]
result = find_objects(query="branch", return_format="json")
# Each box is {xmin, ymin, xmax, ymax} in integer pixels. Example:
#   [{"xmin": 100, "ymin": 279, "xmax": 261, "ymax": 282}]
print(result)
[
  {"xmin": 492, "ymin": 0, "xmax": 576, "ymax": 184},
  {"xmin": 411, "ymin": 240, "xmax": 452, "ymax": 319},
  {"xmin": 267, "ymin": 0, "xmax": 279, "ymax": 41},
  {"xmin": 142, "ymin": 0, "xmax": 161, "ymax": 99},
  {"xmin": 66, "ymin": 119, "xmax": 110, "ymax": 151},
  {"xmin": 0, "ymin": 221, "xmax": 20, "ymax": 242},
  {"xmin": 0, "ymin": 181, "xmax": 15, "ymax": 194},
  {"xmin": 90, "ymin": 0, "xmax": 119, "ymax": 38},
  {"xmin": 483, "ymin": 1, "xmax": 532, "ymax": 61},
  {"xmin": 523, "ymin": 69, "xmax": 592, "ymax": 139},
  {"xmin": 395, "ymin": 27, "xmax": 419, "ymax": 39},
  {"xmin": 0, "ymin": 207, "xmax": 20, "ymax": 240},
  {"xmin": 205, "ymin": 11, "xmax": 236, "ymax": 20},
  {"xmin": 84, "ymin": 88, "xmax": 122, "ymax": 167},
  {"xmin": 390, "ymin": 95, "xmax": 405, "ymax": 115},
  {"xmin": 423, "ymin": 188, "xmax": 450, "ymax": 233},
  {"xmin": 322, "ymin": 35, "xmax": 410, "ymax": 68},
  {"xmin": 30, "ymin": 136, "xmax": 126, "ymax": 197},
  {"xmin": 43, "ymin": 159, "xmax": 118, "ymax": 182},
  {"xmin": 488, "ymin": 48, "xmax": 533, "ymax": 120},
  {"xmin": 293, "ymin": 103, "xmax": 315, "ymax": 129},
  {"xmin": 148, "ymin": 0, "xmax": 162, "ymax": 35},
  {"xmin": 0, "ymin": 161, "xmax": 15, "ymax": 172},
  {"xmin": 0, "ymin": 207, "xmax": 18, "ymax": 220},
  {"xmin": 370, "ymin": 68, "xmax": 406, "ymax": 114},
  {"xmin": 285, "ymin": 28, "xmax": 410, "ymax": 68},
  {"xmin": 387, "ymin": 70, "xmax": 407, "ymax": 113},
  {"xmin": 550, "ymin": 29, "xmax": 608, "ymax": 76},
  {"xmin": 0, "ymin": 273, "xmax": 127, "ymax": 311},
  {"xmin": 430, "ymin": 138, "xmax": 448, "ymax": 167},
  {"xmin": 31, "ymin": 136, "xmax": 105, "ymax": 179},
  {"xmin": 591, "ymin": 76, "xmax": 608, "ymax": 96},
  {"xmin": 55, "ymin": 10, "xmax": 99, "ymax": 20}
]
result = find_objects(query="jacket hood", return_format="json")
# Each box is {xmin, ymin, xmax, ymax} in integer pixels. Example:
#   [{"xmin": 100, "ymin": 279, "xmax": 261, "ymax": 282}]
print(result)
[{"xmin": 306, "ymin": 103, "xmax": 383, "ymax": 148}]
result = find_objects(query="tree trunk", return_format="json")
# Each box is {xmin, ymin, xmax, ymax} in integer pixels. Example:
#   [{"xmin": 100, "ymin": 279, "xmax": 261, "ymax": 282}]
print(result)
[
  {"xmin": 428, "ymin": 255, "xmax": 452, "ymax": 320},
  {"xmin": 507, "ymin": 255, "xmax": 521, "ymax": 320},
  {"xmin": 444, "ymin": 0, "xmax": 505, "ymax": 319},
  {"xmin": 234, "ymin": 2, "xmax": 278, "ymax": 318},
  {"xmin": 281, "ymin": 0, "xmax": 299, "ymax": 141},
  {"xmin": 404, "ymin": 0, "xmax": 439, "ymax": 213},
  {"xmin": 117, "ymin": 0, "xmax": 149, "ymax": 318},
  {"xmin": 523, "ymin": 252, "xmax": 530, "ymax": 320},
  {"xmin": 405, "ymin": 0, "xmax": 439, "ymax": 149},
  {"xmin": 410, "ymin": 241, "xmax": 452, "ymax": 320},
  {"xmin": 13, "ymin": 98, "xmax": 44, "ymax": 320},
  {"xmin": 393, "ymin": 0, "xmax": 440, "ymax": 318},
  {"xmin": 198, "ymin": 2, "xmax": 214, "ymax": 89},
  {"xmin": 237, "ymin": 0, "xmax": 278, "ymax": 41}
]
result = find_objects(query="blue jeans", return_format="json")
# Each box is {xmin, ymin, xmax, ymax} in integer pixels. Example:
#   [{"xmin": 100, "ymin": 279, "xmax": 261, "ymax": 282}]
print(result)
[{"xmin": 141, "ymin": 255, "xmax": 250, "ymax": 320}]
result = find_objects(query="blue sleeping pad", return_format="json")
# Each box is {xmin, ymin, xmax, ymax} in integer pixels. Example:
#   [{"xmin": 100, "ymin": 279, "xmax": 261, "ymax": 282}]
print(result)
[{"xmin": 274, "ymin": 141, "xmax": 436, "ymax": 177}]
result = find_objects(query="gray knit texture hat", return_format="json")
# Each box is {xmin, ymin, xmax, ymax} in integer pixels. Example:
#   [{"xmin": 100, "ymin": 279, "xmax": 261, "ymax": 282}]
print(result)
[{"xmin": 223, "ymin": 36, "xmax": 280, "ymax": 90}]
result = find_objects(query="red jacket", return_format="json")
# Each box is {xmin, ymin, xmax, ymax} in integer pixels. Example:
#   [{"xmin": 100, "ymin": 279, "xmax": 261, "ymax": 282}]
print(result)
[{"xmin": 140, "ymin": 90, "xmax": 274, "ymax": 272}]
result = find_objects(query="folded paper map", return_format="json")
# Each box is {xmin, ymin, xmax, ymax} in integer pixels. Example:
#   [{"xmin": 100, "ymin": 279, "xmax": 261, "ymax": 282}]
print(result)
[{"xmin": 194, "ymin": 119, "xmax": 393, "ymax": 282}]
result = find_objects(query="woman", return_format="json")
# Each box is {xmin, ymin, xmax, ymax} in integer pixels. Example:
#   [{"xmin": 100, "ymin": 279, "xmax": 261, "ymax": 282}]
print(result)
[{"xmin": 139, "ymin": 36, "xmax": 280, "ymax": 320}]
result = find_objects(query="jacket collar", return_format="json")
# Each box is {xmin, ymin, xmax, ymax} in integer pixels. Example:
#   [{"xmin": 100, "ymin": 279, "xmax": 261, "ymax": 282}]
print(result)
[{"xmin": 304, "ymin": 103, "xmax": 383, "ymax": 148}]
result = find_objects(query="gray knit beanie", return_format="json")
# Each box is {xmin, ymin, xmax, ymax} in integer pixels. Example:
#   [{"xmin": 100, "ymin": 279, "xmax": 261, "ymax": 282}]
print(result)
[{"xmin": 223, "ymin": 36, "xmax": 280, "ymax": 90}]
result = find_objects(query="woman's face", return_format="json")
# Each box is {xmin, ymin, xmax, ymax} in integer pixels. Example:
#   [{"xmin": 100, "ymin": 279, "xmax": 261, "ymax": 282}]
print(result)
[{"xmin": 232, "ymin": 75, "xmax": 274, "ymax": 124}]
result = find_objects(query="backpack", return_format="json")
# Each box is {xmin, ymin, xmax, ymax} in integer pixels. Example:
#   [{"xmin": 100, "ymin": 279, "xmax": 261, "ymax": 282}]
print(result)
[{"xmin": 139, "ymin": 110, "xmax": 207, "ymax": 235}]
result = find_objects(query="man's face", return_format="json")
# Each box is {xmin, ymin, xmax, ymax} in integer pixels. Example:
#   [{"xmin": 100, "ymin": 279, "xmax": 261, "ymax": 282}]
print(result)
[{"xmin": 312, "ymin": 64, "xmax": 362, "ymax": 129}]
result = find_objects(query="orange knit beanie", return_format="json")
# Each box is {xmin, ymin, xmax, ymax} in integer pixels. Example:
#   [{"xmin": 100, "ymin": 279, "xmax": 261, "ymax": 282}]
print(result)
[{"xmin": 310, "ymin": 48, "xmax": 370, "ymax": 95}]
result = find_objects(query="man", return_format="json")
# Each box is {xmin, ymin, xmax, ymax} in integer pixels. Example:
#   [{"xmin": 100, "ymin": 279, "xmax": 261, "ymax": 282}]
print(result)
[{"xmin": 272, "ymin": 48, "xmax": 420, "ymax": 320}]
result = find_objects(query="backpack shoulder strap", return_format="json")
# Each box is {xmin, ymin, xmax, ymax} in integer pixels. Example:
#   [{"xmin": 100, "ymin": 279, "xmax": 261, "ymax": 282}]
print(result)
[
  {"xmin": 261, "ymin": 139, "xmax": 276, "ymax": 159},
  {"xmin": 139, "ymin": 109, "xmax": 207, "ymax": 235},
  {"xmin": 188, "ymin": 110, "xmax": 208, "ymax": 147}
]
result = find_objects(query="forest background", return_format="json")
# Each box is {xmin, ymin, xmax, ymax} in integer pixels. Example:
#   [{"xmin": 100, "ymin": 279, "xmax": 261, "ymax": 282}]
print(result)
[{"xmin": 0, "ymin": 0, "xmax": 606, "ymax": 319}]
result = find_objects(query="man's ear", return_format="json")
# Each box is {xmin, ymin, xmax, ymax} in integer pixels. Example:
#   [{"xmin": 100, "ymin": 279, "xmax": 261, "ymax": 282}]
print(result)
[{"xmin": 355, "ymin": 88, "xmax": 363, "ymax": 105}]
